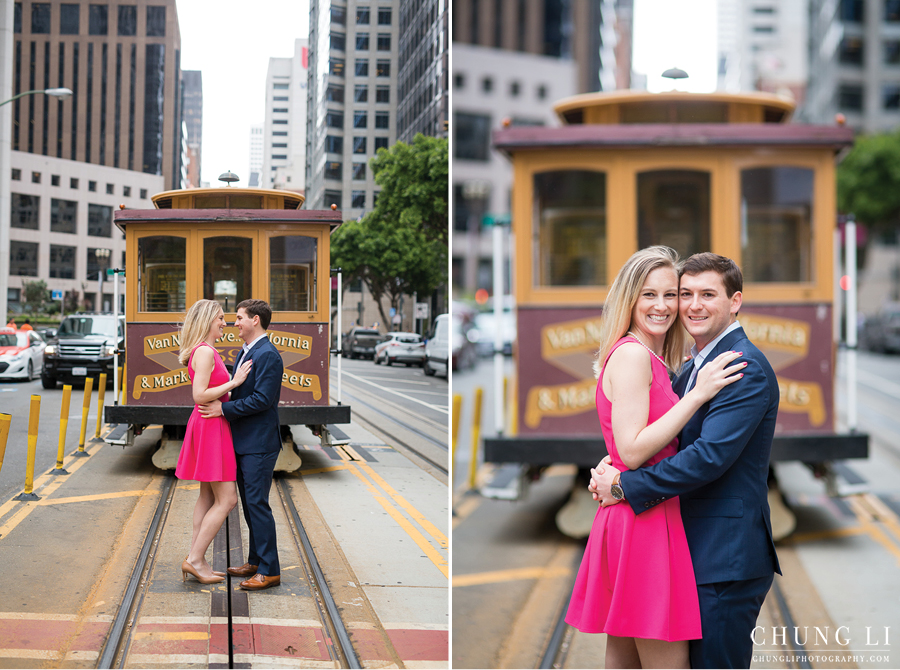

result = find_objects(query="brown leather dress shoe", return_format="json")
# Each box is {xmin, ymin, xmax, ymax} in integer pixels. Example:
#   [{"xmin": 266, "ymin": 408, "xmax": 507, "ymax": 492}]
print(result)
[
  {"xmin": 227, "ymin": 563, "xmax": 258, "ymax": 577},
  {"xmin": 240, "ymin": 573, "xmax": 281, "ymax": 591}
]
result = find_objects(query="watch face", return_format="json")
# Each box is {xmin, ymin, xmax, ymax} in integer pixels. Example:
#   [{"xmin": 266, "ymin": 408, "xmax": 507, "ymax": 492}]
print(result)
[{"xmin": 611, "ymin": 484, "xmax": 624, "ymax": 500}]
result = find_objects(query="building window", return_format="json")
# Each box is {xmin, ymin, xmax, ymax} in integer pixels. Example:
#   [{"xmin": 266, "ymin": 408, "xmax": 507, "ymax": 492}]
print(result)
[
  {"xmin": 88, "ymin": 4, "xmax": 107, "ymax": 35},
  {"xmin": 374, "ymin": 137, "xmax": 388, "ymax": 151},
  {"xmin": 482, "ymin": 77, "xmax": 493, "ymax": 93},
  {"xmin": 357, "ymin": 33, "xmax": 369, "ymax": 50},
  {"xmin": 31, "ymin": 171, "xmax": 41, "ymax": 183},
  {"xmin": 354, "ymin": 111, "xmax": 367, "ymax": 128},
  {"xmin": 325, "ymin": 135, "xmax": 343, "ymax": 153},
  {"xmin": 356, "ymin": 7, "xmax": 370, "ymax": 24},
  {"xmin": 378, "ymin": 7, "xmax": 391, "ymax": 24},
  {"xmin": 140, "ymin": 188, "xmax": 148, "ymax": 199},
  {"xmin": 324, "ymin": 190, "xmax": 342, "ymax": 209},
  {"xmin": 123, "ymin": 185, "xmax": 131, "ymax": 196},
  {"xmin": 886, "ymin": 40, "xmax": 900, "ymax": 64},
  {"xmin": 753, "ymin": 5, "xmax": 775, "ymax": 12},
  {"xmin": 331, "ymin": 31, "xmax": 346, "ymax": 51},
  {"xmin": 11, "ymin": 194, "xmax": 40, "ymax": 230},
  {"xmin": 752, "ymin": 25, "xmax": 774, "ymax": 33},
  {"xmin": 326, "ymin": 110, "xmax": 344, "ymax": 128},
  {"xmin": 117, "ymin": 4, "xmax": 135, "ymax": 35},
  {"xmin": 31, "ymin": 3, "xmax": 50, "ymax": 33},
  {"xmin": 10, "ymin": 241, "xmax": 39, "ymax": 276},
  {"xmin": 453, "ymin": 183, "xmax": 487, "ymax": 232},
  {"xmin": 273, "ymin": 130, "xmax": 287, "ymax": 136},
  {"xmin": 273, "ymin": 107, "xmax": 288, "ymax": 113},
  {"xmin": 106, "ymin": 183, "xmax": 114, "ymax": 194},
  {"xmin": 454, "ymin": 112, "xmax": 491, "ymax": 161},
  {"xmin": 355, "ymin": 59, "xmax": 369, "ymax": 76},
  {"xmin": 273, "ymin": 95, "xmax": 288, "ymax": 101},
  {"xmin": 840, "ymin": 0, "xmax": 863, "ymax": 21},
  {"xmin": 329, "ymin": 58, "xmax": 345, "ymax": 77},
  {"xmin": 352, "ymin": 163, "xmax": 366, "ymax": 179},
  {"xmin": 70, "ymin": 177, "xmax": 79, "ymax": 188},
  {"xmin": 375, "ymin": 85, "xmax": 389, "ymax": 102},
  {"xmin": 353, "ymin": 136, "xmax": 367, "ymax": 153},
  {"xmin": 839, "ymin": 37, "xmax": 864, "ymax": 65},
  {"xmin": 325, "ymin": 162, "xmax": 342, "ymax": 180},
  {"xmin": 351, "ymin": 190, "xmax": 366, "ymax": 208},
  {"xmin": 887, "ymin": 0, "xmax": 900, "ymax": 21},
  {"xmin": 49, "ymin": 245, "xmax": 76, "ymax": 279},
  {"xmin": 50, "ymin": 198, "xmax": 77, "ymax": 233},
  {"xmin": 88, "ymin": 203, "xmax": 112, "ymax": 237},
  {"xmin": 326, "ymin": 84, "xmax": 344, "ymax": 102},
  {"xmin": 331, "ymin": 5, "xmax": 346, "ymax": 24},
  {"xmin": 272, "ymin": 154, "xmax": 288, "ymax": 160},
  {"xmin": 274, "ymin": 82, "xmax": 290, "ymax": 89},
  {"xmin": 269, "ymin": 236, "xmax": 318, "ymax": 312},
  {"xmin": 11, "ymin": 168, "xmax": 21, "ymax": 180},
  {"xmin": 377, "ymin": 33, "xmax": 391, "ymax": 50},
  {"xmin": 8, "ymin": 288, "xmax": 21, "ymax": 304},
  {"xmin": 510, "ymin": 80, "xmax": 521, "ymax": 96},
  {"xmin": 838, "ymin": 83, "xmax": 864, "ymax": 111},
  {"xmin": 51, "ymin": 174, "xmax": 60, "ymax": 186},
  {"xmin": 273, "ymin": 119, "xmax": 288, "ymax": 125},
  {"xmin": 60, "ymin": 3, "xmax": 80, "ymax": 34},
  {"xmin": 13, "ymin": 2, "xmax": 21, "ymax": 33},
  {"xmin": 537, "ymin": 85, "xmax": 547, "ymax": 99},
  {"xmin": 454, "ymin": 73, "xmax": 465, "ymax": 89},
  {"xmin": 354, "ymin": 84, "xmax": 368, "ymax": 102},
  {"xmin": 89, "ymin": 180, "xmax": 97, "ymax": 192},
  {"xmin": 272, "ymin": 142, "xmax": 288, "ymax": 148},
  {"xmin": 884, "ymin": 84, "xmax": 900, "ymax": 109},
  {"xmin": 146, "ymin": 5, "xmax": 165, "ymax": 36},
  {"xmin": 375, "ymin": 112, "xmax": 389, "ymax": 128},
  {"xmin": 376, "ymin": 59, "xmax": 390, "ymax": 77}
]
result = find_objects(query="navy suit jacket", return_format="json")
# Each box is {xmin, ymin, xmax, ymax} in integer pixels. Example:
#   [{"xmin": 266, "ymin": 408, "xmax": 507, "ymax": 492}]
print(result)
[
  {"xmin": 222, "ymin": 336, "xmax": 283, "ymax": 455},
  {"xmin": 618, "ymin": 326, "xmax": 782, "ymax": 584}
]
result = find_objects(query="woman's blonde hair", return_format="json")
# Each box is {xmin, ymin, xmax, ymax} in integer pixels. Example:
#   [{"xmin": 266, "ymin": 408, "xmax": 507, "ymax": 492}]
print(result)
[
  {"xmin": 593, "ymin": 246, "xmax": 687, "ymax": 378},
  {"xmin": 178, "ymin": 300, "xmax": 223, "ymax": 366}
]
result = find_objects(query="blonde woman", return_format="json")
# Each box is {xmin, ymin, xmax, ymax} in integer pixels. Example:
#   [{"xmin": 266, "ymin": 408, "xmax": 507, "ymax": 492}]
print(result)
[
  {"xmin": 175, "ymin": 299, "xmax": 252, "ymax": 584},
  {"xmin": 565, "ymin": 247, "xmax": 745, "ymax": 668}
]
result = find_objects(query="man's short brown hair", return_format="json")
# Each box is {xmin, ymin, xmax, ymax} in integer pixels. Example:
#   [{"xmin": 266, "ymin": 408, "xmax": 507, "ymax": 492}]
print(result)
[
  {"xmin": 236, "ymin": 299, "xmax": 272, "ymax": 330},
  {"xmin": 679, "ymin": 252, "xmax": 743, "ymax": 297}
]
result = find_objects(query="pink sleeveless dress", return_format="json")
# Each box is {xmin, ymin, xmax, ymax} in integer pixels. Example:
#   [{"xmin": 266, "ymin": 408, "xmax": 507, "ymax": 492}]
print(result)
[
  {"xmin": 565, "ymin": 336, "xmax": 701, "ymax": 641},
  {"xmin": 174, "ymin": 342, "xmax": 237, "ymax": 482}
]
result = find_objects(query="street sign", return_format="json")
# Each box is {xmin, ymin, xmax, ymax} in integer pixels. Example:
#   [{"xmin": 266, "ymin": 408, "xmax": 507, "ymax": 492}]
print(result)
[
  {"xmin": 51, "ymin": 290, "xmax": 63, "ymax": 300},
  {"xmin": 415, "ymin": 302, "xmax": 429, "ymax": 320}
]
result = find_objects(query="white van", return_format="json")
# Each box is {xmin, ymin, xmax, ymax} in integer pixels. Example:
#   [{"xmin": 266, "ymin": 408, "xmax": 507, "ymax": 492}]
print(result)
[{"xmin": 423, "ymin": 313, "xmax": 449, "ymax": 377}]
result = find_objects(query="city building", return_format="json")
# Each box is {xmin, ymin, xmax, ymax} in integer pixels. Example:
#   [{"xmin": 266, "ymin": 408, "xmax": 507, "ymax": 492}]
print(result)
[
  {"xmin": 452, "ymin": 43, "xmax": 576, "ymax": 295},
  {"xmin": 452, "ymin": 0, "xmax": 618, "ymax": 93},
  {"xmin": 716, "ymin": 0, "xmax": 807, "ymax": 103},
  {"xmin": 396, "ymin": 0, "xmax": 448, "ymax": 142},
  {"xmin": 804, "ymin": 0, "xmax": 900, "ymax": 132},
  {"xmin": 182, "ymin": 69, "xmax": 202, "ymax": 187},
  {"xmin": 261, "ymin": 38, "xmax": 309, "ymax": 192},
  {"xmin": 305, "ymin": 0, "xmax": 400, "ymax": 218},
  {"xmin": 10, "ymin": 0, "xmax": 185, "ymax": 190},
  {"xmin": 7, "ymin": 150, "xmax": 164, "ymax": 313},
  {"xmin": 248, "ymin": 123, "xmax": 263, "ymax": 188}
]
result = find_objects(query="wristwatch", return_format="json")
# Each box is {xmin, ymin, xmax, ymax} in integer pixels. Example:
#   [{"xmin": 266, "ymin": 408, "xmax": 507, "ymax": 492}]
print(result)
[{"xmin": 610, "ymin": 473, "xmax": 625, "ymax": 501}]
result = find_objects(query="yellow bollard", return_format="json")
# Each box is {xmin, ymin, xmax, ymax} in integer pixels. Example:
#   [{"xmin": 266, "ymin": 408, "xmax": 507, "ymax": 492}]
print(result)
[
  {"xmin": 74, "ymin": 377, "xmax": 94, "ymax": 456},
  {"xmin": 14, "ymin": 395, "xmax": 42, "ymax": 501},
  {"xmin": 51, "ymin": 385, "xmax": 73, "ymax": 474},
  {"xmin": 468, "ymin": 387, "xmax": 483, "ymax": 490},
  {"xmin": 117, "ymin": 365, "xmax": 125, "ymax": 405},
  {"xmin": 0, "ymin": 413, "xmax": 11, "ymax": 475},
  {"xmin": 94, "ymin": 373, "xmax": 107, "ymax": 438},
  {"xmin": 451, "ymin": 395, "xmax": 462, "ymax": 486}
]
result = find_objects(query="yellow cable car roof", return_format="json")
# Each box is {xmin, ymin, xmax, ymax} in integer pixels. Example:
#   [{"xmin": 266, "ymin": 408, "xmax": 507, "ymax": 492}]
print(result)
[{"xmin": 150, "ymin": 187, "xmax": 305, "ymax": 210}]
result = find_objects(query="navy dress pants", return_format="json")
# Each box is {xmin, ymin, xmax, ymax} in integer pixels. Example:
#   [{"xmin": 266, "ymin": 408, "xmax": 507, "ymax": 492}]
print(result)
[{"xmin": 235, "ymin": 450, "xmax": 281, "ymax": 576}]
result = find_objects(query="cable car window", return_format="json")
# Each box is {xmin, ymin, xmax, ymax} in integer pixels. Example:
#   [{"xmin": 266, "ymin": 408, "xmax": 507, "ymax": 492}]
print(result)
[
  {"xmin": 741, "ymin": 167, "xmax": 814, "ymax": 282},
  {"xmin": 138, "ymin": 236, "xmax": 186, "ymax": 312},
  {"xmin": 204, "ymin": 237, "xmax": 252, "ymax": 312},
  {"xmin": 534, "ymin": 170, "xmax": 607, "ymax": 287},
  {"xmin": 637, "ymin": 170, "xmax": 710, "ymax": 260},
  {"xmin": 270, "ymin": 236, "xmax": 317, "ymax": 312}
]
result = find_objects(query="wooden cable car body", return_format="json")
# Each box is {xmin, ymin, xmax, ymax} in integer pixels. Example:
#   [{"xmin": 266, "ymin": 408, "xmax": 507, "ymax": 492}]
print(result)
[
  {"xmin": 105, "ymin": 188, "xmax": 350, "ymax": 466},
  {"xmin": 484, "ymin": 90, "xmax": 867, "ymax": 486}
]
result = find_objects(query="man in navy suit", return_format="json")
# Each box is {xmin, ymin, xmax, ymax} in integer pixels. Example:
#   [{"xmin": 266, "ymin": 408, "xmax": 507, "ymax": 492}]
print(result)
[
  {"xmin": 200, "ymin": 299, "xmax": 284, "ymax": 591},
  {"xmin": 591, "ymin": 253, "xmax": 782, "ymax": 669}
]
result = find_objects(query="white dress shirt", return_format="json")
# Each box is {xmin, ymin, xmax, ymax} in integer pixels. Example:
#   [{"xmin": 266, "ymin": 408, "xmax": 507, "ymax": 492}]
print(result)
[{"xmin": 686, "ymin": 320, "xmax": 742, "ymax": 391}]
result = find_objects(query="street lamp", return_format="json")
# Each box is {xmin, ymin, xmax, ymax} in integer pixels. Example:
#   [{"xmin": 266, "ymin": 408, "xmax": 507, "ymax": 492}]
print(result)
[
  {"xmin": 95, "ymin": 248, "xmax": 110, "ymax": 312},
  {"xmin": 0, "ymin": 87, "xmax": 73, "ymax": 107}
]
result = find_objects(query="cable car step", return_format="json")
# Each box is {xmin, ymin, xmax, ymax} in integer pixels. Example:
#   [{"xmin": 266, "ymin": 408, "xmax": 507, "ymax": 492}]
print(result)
[
  {"xmin": 325, "ymin": 424, "xmax": 351, "ymax": 446},
  {"xmin": 480, "ymin": 463, "xmax": 528, "ymax": 501},
  {"xmin": 104, "ymin": 423, "xmax": 133, "ymax": 446}
]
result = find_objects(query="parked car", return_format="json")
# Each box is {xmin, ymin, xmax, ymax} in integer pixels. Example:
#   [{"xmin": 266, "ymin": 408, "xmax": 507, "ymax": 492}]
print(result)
[
  {"xmin": 41, "ymin": 313, "xmax": 125, "ymax": 388},
  {"xmin": 0, "ymin": 328, "xmax": 45, "ymax": 380},
  {"xmin": 468, "ymin": 311, "xmax": 516, "ymax": 357},
  {"xmin": 343, "ymin": 327, "xmax": 382, "ymax": 359},
  {"xmin": 374, "ymin": 331, "xmax": 425, "ymax": 366},
  {"xmin": 861, "ymin": 303, "xmax": 900, "ymax": 353},
  {"xmin": 424, "ymin": 314, "xmax": 450, "ymax": 377}
]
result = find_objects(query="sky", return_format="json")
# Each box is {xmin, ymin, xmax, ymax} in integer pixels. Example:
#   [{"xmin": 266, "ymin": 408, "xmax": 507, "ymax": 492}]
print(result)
[
  {"xmin": 176, "ymin": 0, "xmax": 310, "ymax": 187},
  {"xmin": 633, "ymin": 0, "xmax": 718, "ymax": 93}
]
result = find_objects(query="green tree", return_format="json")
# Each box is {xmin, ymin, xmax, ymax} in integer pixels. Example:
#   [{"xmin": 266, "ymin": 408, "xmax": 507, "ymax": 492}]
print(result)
[
  {"xmin": 838, "ymin": 130, "xmax": 900, "ymax": 237},
  {"xmin": 22, "ymin": 279, "xmax": 49, "ymax": 314},
  {"xmin": 331, "ymin": 135, "xmax": 448, "ymax": 327}
]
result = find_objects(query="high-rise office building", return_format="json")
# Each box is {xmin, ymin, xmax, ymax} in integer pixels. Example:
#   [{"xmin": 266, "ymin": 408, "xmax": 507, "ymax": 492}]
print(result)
[
  {"xmin": 452, "ymin": 0, "xmax": 618, "ymax": 93},
  {"xmin": 248, "ymin": 124, "xmax": 263, "ymax": 188},
  {"xmin": 182, "ymin": 69, "xmax": 201, "ymax": 187},
  {"xmin": 397, "ymin": 0, "xmax": 448, "ymax": 142},
  {"xmin": 261, "ymin": 38, "xmax": 309, "ymax": 192},
  {"xmin": 305, "ymin": 0, "xmax": 399, "ymax": 218},
  {"xmin": 10, "ymin": 0, "xmax": 184, "ymax": 190}
]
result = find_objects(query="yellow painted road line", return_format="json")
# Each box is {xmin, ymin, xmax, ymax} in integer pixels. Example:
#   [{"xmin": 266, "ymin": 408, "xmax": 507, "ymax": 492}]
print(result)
[
  {"xmin": 36, "ymin": 490, "xmax": 150, "ymax": 505},
  {"xmin": 861, "ymin": 492, "xmax": 900, "ymax": 546},
  {"xmin": 846, "ymin": 495, "xmax": 900, "ymax": 566},
  {"xmin": 299, "ymin": 464, "xmax": 350, "ymax": 475},
  {"xmin": 452, "ymin": 495, "xmax": 482, "ymax": 530},
  {"xmin": 782, "ymin": 525, "xmax": 866, "ymax": 544},
  {"xmin": 452, "ymin": 566, "xmax": 572, "ymax": 588}
]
